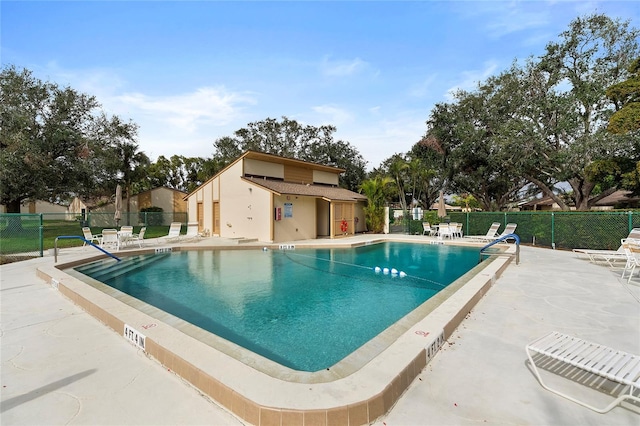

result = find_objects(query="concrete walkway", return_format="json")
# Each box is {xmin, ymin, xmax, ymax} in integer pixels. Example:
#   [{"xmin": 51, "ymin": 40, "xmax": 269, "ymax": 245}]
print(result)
[
  {"xmin": 2, "ymin": 242, "xmax": 639, "ymax": 425},
  {"xmin": 375, "ymin": 245, "xmax": 640, "ymax": 425}
]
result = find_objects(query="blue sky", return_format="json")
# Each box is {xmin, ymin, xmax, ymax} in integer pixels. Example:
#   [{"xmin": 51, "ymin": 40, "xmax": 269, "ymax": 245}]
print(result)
[{"xmin": 2, "ymin": 1, "xmax": 638, "ymax": 170}]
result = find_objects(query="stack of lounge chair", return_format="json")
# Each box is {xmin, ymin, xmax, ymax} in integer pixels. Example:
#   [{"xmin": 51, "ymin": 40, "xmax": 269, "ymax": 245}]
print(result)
[{"xmin": 573, "ymin": 228, "xmax": 640, "ymax": 267}]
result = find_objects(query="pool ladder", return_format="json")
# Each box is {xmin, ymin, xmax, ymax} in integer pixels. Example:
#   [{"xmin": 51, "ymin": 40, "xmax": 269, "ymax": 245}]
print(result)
[{"xmin": 479, "ymin": 233, "xmax": 520, "ymax": 265}]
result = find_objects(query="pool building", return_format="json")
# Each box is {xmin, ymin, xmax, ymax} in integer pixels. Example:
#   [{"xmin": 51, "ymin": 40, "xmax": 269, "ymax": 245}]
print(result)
[{"xmin": 185, "ymin": 151, "xmax": 368, "ymax": 243}]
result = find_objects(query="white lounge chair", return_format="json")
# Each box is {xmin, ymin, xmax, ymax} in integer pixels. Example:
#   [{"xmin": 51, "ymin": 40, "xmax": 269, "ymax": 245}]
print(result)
[
  {"xmin": 81, "ymin": 227, "xmax": 101, "ymax": 246},
  {"xmin": 476, "ymin": 223, "xmax": 517, "ymax": 243},
  {"xmin": 526, "ymin": 331, "xmax": 640, "ymax": 413},
  {"xmin": 162, "ymin": 222, "xmax": 182, "ymax": 243},
  {"xmin": 464, "ymin": 222, "xmax": 500, "ymax": 241},
  {"xmin": 620, "ymin": 238, "xmax": 640, "ymax": 282},
  {"xmin": 573, "ymin": 228, "xmax": 640, "ymax": 267},
  {"xmin": 184, "ymin": 222, "xmax": 203, "ymax": 242}
]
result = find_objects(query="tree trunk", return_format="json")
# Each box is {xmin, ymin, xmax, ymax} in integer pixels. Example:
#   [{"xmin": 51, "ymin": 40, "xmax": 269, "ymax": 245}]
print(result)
[
  {"xmin": 586, "ymin": 187, "xmax": 617, "ymax": 207},
  {"xmin": 568, "ymin": 178, "xmax": 596, "ymax": 211},
  {"xmin": 525, "ymin": 175, "xmax": 570, "ymax": 210},
  {"xmin": 5, "ymin": 199, "xmax": 21, "ymax": 213},
  {"xmin": 4, "ymin": 199, "xmax": 24, "ymax": 231}
]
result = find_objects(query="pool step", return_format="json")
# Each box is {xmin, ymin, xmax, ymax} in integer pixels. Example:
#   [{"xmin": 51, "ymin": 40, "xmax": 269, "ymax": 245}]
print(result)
[{"xmin": 80, "ymin": 255, "xmax": 167, "ymax": 281}]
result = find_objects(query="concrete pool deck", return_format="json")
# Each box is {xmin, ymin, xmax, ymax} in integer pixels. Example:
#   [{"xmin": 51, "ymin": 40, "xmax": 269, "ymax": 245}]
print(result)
[{"xmin": 2, "ymin": 235, "xmax": 639, "ymax": 425}]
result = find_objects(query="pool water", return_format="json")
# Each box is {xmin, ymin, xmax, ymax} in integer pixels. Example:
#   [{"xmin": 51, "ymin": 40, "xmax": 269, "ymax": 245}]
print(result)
[{"xmin": 75, "ymin": 242, "xmax": 480, "ymax": 372}]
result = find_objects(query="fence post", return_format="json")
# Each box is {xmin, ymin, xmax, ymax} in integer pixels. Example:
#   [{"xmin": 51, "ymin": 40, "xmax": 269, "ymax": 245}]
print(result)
[
  {"xmin": 551, "ymin": 212, "xmax": 555, "ymax": 249},
  {"xmin": 465, "ymin": 211, "xmax": 469, "ymax": 235},
  {"xmin": 39, "ymin": 213, "xmax": 44, "ymax": 257},
  {"xmin": 629, "ymin": 211, "xmax": 633, "ymax": 234}
]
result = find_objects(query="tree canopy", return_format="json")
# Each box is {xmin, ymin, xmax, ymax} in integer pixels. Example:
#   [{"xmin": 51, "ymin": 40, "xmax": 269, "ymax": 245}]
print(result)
[
  {"xmin": 607, "ymin": 58, "xmax": 640, "ymax": 135},
  {"xmin": 211, "ymin": 116, "xmax": 367, "ymax": 192},
  {"xmin": 0, "ymin": 65, "xmax": 141, "ymax": 213},
  {"xmin": 408, "ymin": 13, "xmax": 640, "ymax": 211}
]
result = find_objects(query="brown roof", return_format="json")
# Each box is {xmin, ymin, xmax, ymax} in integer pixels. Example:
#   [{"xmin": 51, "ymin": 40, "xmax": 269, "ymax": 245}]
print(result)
[
  {"xmin": 594, "ymin": 190, "xmax": 639, "ymax": 206},
  {"xmin": 521, "ymin": 196, "xmax": 556, "ymax": 207},
  {"xmin": 243, "ymin": 177, "xmax": 367, "ymax": 202}
]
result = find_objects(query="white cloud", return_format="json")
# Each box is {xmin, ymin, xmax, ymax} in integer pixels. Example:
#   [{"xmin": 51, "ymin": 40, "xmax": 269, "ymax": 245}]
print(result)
[
  {"xmin": 34, "ymin": 64, "xmax": 258, "ymax": 160},
  {"xmin": 484, "ymin": 9, "xmax": 550, "ymax": 38},
  {"xmin": 409, "ymin": 74, "xmax": 438, "ymax": 98},
  {"xmin": 445, "ymin": 61, "xmax": 500, "ymax": 100},
  {"xmin": 321, "ymin": 56, "xmax": 370, "ymax": 77},
  {"xmin": 453, "ymin": 1, "xmax": 552, "ymax": 39},
  {"xmin": 311, "ymin": 104, "xmax": 353, "ymax": 126},
  {"xmin": 113, "ymin": 87, "xmax": 256, "ymax": 133}
]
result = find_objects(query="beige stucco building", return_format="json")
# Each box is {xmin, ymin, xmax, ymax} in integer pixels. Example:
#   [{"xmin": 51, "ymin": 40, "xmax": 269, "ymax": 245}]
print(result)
[
  {"xmin": 0, "ymin": 200, "xmax": 68, "ymax": 215},
  {"xmin": 68, "ymin": 187, "xmax": 188, "ymax": 226},
  {"xmin": 186, "ymin": 151, "xmax": 368, "ymax": 243}
]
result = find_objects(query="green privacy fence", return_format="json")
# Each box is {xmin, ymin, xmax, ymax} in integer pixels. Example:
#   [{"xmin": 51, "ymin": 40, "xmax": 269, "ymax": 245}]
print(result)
[
  {"xmin": 0, "ymin": 212, "xmax": 187, "ymax": 264},
  {"xmin": 395, "ymin": 210, "xmax": 640, "ymax": 251}
]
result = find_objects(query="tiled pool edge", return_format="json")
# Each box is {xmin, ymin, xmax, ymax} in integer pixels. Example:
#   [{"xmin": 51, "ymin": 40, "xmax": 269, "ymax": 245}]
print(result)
[{"xmin": 37, "ymin": 245, "xmax": 514, "ymax": 426}]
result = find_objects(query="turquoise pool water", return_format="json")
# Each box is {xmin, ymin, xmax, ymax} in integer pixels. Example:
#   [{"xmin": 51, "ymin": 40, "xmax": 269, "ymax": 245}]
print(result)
[{"xmin": 75, "ymin": 242, "xmax": 480, "ymax": 372}]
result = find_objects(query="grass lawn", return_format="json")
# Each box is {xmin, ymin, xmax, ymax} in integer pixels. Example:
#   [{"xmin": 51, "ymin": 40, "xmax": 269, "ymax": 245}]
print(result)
[{"xmin": 0, "ymin": 220, "xmax": 173, "ymax": 262}]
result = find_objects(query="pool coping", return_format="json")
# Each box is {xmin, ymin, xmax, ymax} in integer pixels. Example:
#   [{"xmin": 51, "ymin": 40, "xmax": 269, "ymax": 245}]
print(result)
[{"xmin": 37, "ymin": 237, "xmax": 515, "ymax": 426}]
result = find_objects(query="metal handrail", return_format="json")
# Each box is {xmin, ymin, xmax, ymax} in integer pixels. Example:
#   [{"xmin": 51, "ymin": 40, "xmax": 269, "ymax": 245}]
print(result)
[
  {"xmin": 54, "ymin": 236, "xmax": 121, "ymax": 263},
  {"xmin": 479, "ymin": 233, "xmax": 520, "ymax": 265}
]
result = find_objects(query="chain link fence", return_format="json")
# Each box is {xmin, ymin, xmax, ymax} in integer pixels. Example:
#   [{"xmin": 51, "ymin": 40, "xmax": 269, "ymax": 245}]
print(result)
[
  {"xmin": 0, "ymin": 212, "xmax": 187, "ymax": 264},
  {"xmin": 0, "ymin": 214, "xmax": 43, "ymax": 264},
  {"xmin": 391, "ymin": 210, "xmax": 640, "ymax": 251},
  {"xmin": 3, "ymin": 210, "xmax": 639, "ymax": 263}
]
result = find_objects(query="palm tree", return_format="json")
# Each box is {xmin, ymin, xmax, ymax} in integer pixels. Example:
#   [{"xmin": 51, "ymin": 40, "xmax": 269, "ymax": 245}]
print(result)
[
  {"xmin": 388, "ymin": 156, "xmax": 410, "ymax": 214},
  {"xmin": 114, "ymin": 141, "xmax": 150, "ymax": 224},
  {"xmin": 359, "ymin": 176, "xmax": 393, "ymax": 233}
]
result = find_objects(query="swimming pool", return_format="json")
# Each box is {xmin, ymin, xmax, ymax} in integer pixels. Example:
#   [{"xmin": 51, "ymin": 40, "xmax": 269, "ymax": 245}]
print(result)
[
  {"xmin": 44, "ymin": 236, "xmax": 516, "ymax": 425},
  {"xmin": 74, "ymin": 242, "xmax": 480, "ymax": 372}
]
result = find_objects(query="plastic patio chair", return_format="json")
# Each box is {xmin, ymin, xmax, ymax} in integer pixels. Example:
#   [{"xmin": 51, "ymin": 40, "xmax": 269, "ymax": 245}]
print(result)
[
  {"xmin": 100, "ymin": 228, "xmax": 120, "ymax": 251},
  {"xmin": 422, "ymin": 222, "xmax": 435, "ymax": 236},
  {"xmin": 129, "ymin": 227, "xmax": 146, "ymax": 248},
  {"xmin": 81, "ymin": 227, "xmax": 101, "ymax": 246},
  {"xmin": 119, "ymin": 226, "xmax": 134, "ymax": 247},
  {"xmin": 437, "ymin": 223, "xmax": 453, "ymax": 239}
]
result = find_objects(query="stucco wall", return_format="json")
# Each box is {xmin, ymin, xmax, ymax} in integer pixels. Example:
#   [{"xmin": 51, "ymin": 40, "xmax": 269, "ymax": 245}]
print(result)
[
  {"xmin": 0, "ymin": 200, "xmax": 68, "ymax": 215},
  {"xmin": 219, "ymin": 161, "xmax": 273, "ymax": 242},
  {"xmin": 127, "ymin": 187, "xmax": 187, "ymax": 216},
  {"xmin": 273, "ymin": 194, "xmax": 316, "ymax": 242},
  {"xmin": 188, "ymin": 177, "xmax": 216, "ymax": 234}
]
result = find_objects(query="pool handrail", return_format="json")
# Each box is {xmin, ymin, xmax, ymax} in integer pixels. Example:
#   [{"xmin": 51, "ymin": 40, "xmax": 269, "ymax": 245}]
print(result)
[
  {"xmin": 54, "ymin": 235, "xmax": 121, "ymax": 263},
  {"xmin": 479, "ymin": 233, "xmax": 520, "ymax": 265}
]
